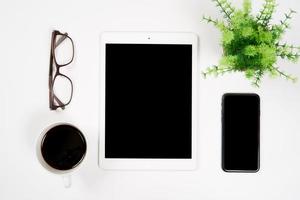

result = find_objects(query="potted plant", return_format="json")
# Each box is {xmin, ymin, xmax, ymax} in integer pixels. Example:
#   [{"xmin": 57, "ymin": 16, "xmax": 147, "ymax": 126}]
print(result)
[{"xmin": 202, "ymin": 0, "xmax": 300, "ymax": 86}]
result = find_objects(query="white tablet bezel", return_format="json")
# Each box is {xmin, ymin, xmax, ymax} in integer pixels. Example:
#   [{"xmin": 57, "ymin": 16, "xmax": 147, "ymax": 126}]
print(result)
[{"xmin": 99, "ymin": 32, "xmax": 198, "ymax": 170}]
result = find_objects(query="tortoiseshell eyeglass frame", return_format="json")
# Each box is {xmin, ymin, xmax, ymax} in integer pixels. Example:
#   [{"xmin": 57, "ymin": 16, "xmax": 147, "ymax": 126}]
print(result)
[{"xmin": 49, "ymin": 30, "xmax": 74, "ymax": 110}]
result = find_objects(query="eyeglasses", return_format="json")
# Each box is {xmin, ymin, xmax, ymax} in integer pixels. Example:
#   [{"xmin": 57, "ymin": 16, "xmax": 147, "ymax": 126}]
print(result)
[{"xmin": 49, "ymin": 30, "xmax": 74, "ymax": 110}]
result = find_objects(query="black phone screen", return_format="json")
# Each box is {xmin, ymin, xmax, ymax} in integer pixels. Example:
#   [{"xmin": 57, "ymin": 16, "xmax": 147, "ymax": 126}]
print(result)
[
  {"xmin": 222, "ymin": 93, "xmax": 260, "ymax": 172},
  {"xmin": 105, "ymin": 44, "xmax": 192, "ymax": 159}
]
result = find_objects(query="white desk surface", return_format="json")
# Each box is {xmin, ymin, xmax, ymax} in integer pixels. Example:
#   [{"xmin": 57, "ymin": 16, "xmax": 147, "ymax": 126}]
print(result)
[{"xmin": 1, "ymin": 0, "xmax": 300, "ymax": 199}]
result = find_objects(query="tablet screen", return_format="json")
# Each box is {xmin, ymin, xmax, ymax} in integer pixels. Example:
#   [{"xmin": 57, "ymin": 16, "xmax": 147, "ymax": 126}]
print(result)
[{"xmin": 105, "ymin": 44, "xmax": 192, "ymax": 159}]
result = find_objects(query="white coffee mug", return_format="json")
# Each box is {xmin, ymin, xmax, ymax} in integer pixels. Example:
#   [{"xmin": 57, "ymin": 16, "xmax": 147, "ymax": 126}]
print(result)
[{"xmin": 36, "ymin": 122, "xmax": 86, "ymax": 188}]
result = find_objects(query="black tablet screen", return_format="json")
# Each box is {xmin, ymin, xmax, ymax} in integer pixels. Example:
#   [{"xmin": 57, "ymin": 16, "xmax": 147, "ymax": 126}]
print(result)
[{"xmin": 105, "ymin": 44, "xmax": 192, "ymax": 159}]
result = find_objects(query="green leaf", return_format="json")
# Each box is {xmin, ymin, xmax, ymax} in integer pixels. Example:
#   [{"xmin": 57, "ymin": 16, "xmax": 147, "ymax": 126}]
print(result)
[
  {"xmin": 220, "ymin": 55, "xmax": 237, "ymax": 67},
  {"xmin": 241, "ymin": 26, "xmax": 254, "ymax": 37},
  {"xmin": 245, "ymin": 68, "xmax": 255, "ymax": 78},
  {"xmin": 244, "ymin": 45, "xmax": 257, "ymax": 57},
  {"xmin": 222, "ymin": 30, "xmax": 234, "ymax": 44},
  {"xmin": 243, "ymin": 0, "xmax": 252, "ymax": 15},
  {"xmin": 257, "ymin": 44, "xmax": 277, "ymax": 67}
]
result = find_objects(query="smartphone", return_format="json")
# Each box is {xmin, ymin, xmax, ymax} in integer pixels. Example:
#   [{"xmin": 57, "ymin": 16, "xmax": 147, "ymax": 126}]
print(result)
[{"xmin": 222, "ymin": 93, "xmax": 260, "ymax": 172}]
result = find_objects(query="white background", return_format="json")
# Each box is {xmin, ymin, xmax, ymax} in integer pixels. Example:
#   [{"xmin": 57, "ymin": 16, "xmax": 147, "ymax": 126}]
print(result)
[{"xmin": 1, "ymin": 0, "xmax": 300, "ymax": 199}]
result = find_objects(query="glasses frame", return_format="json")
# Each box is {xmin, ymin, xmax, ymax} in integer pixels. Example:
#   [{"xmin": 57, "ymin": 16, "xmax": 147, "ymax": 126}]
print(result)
[{"xmin": 49, "ymin": 30, "xmax": 74, "ymax": 110}]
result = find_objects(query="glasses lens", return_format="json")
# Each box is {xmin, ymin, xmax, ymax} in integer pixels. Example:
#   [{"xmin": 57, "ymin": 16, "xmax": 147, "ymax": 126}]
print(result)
[
  {"xmin": 53, "ymin": 75, "xmax": 72, "ymax": 106},
  {"xmin": 54, "ymin": 34, "xmax": 73, "ymax": 65}
]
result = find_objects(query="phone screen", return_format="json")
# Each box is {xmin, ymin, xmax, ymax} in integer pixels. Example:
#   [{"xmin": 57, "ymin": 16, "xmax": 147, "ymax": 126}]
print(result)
[{"xmin": 222, "ymin": 93, "xmax": 260, "ymax": 172}]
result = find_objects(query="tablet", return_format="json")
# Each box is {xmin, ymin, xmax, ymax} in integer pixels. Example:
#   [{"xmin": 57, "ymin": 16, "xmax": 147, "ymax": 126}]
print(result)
[{"xmin": 99, "ymin": 32, "xmax": 198, "ymax": 170}]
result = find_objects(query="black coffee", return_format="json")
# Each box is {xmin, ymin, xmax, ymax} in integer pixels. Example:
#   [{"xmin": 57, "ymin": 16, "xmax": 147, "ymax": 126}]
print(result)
[{"xmin": 41, "ymin": 124, "xmax": 86, "ymax": 170}]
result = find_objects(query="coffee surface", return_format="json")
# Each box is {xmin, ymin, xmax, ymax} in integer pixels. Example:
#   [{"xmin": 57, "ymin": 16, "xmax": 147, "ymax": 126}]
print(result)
[{"xmin": 41, "ymin": 124, "xmax": 86, "ymax": 170}]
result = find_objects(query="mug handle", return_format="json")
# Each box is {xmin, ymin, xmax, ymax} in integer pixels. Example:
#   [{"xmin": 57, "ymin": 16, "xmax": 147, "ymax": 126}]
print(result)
[{"xmin": 62, "ymin": 174, "xmax": 72, "ymax": 188}]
